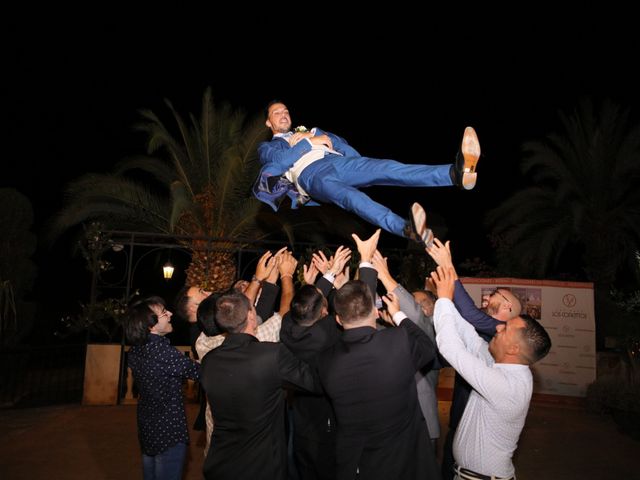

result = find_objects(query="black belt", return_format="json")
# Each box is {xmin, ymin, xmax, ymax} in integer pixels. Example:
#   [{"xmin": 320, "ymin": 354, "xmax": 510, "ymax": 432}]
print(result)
[{"xmin": 453, "ymin": 463, "xmax": 514, "ymax": 480}]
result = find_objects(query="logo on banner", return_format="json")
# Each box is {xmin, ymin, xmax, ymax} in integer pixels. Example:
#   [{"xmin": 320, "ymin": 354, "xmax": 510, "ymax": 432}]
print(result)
[
  {"xmin": 552, "ymin": 293, "xmax": 587, "ymax": 319},
  {"xmin": 563, "ymin": 294, "xmax": 577, "ymax": 307}
]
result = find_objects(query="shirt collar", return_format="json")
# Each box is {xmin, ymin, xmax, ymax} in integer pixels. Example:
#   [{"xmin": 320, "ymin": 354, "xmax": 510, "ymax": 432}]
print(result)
[
  {"xmin": 148, "ymin": 333, "xmax": 169, "ymax": 344},
  {"xmin": 274, "ymin": 131, "xmax": 293, "ymax": 139}
]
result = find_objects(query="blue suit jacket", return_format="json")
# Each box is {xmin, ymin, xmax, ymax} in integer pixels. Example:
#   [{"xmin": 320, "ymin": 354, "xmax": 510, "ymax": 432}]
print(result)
[
  {"xmin": 453, "ymin": 280, "xmax": 502, "ymax": 338},
  {"xmin": 253, "ymin": 128, "xmax": 360, "ymax": 211}
]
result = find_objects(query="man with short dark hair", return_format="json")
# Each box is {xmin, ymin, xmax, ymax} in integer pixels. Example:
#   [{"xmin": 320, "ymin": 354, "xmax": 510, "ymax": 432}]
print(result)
[
  {"xmin": 372, "ymin": 252, "xmax": 442, "ymax": 451},
  {"xmin": 253, "ymin": 101, "xmax": 481, "ymax": 239},
  {"xmin": 281, "ymin": 284, "xmax": 338, "ymax": 480},
  {"xmin": 199, "ymin": 292, "xmax": 319, "ymax": 480},
  {"xmin": 316, "ymin": 280, "xmax": 440, "ymax": 479},
  {"xmin": 431, "ymin": 266, "xmax": 551, "ymax": 480},
  {"xmin": 124, "ymin": 296, "xmax": 200, "ymax": 480},
  {"xmin": 425, "ymin": 233, "xmax": 524, "ymax": 480}
]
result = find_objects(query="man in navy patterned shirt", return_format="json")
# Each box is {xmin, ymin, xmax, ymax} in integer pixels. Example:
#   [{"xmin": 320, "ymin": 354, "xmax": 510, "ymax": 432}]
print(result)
[{"xmin": 125, "ymin": 295, "xmax": 200, "ymax": 480}]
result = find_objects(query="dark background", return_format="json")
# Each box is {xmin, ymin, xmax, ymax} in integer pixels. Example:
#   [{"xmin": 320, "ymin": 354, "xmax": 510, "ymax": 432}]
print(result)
[{"xmin": 3, "ymin": 10, "xmax": 640, "ymax": 339}]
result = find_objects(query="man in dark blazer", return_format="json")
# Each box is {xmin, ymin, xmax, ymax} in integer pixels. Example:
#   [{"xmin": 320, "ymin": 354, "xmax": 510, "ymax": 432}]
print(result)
[
  {"xmin": 199, "ymin": 292, "xmax": 320, "ymax": 480},
  {"xmin": 371, "ymin": 251, "xmax": 442, "ymax": 450},
  {"xmin": 253, "ymin": 100, "xmax": 480, "ymax": 239},
  {"xmin": 280, "ymin": 232, "xmax": 380, "ymax": 479},
  {"xmin": 281, "ymin": 285, "xmax": 339, "ymax": 480},
  {"xmin": 316, "ymin": 280, "xmax": 441, "ymax": 480}
]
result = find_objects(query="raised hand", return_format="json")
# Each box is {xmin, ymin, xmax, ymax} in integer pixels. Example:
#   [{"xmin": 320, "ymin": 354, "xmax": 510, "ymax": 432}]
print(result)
[
  {"xmin": 351, "ymin": 229, "xmax": 381, "ymax": 263},
  {"xmin": 329, "ymin": 245, "xmax": 352, "ymax": 276},
  {"xmin": 302, "ymin": 261, "xmax": 319, "ymax": 285},
  {"xmin": 371, "ymin": 250, "xmax": 398, "ymax": 292},
  {"xmin": 266, "ymin": 247, "xmax": 288, "ymax": 284},
  {"xmin": 279, "ymin": 250, "xmax": 298, "ymax": 279},
  {"xmin": 378, "ymin": 308, "xmax": 395, "ymax": 326},
  {"xmin": 312, "ymin": 250, "xmax": 330, "ymax": 274},
  {"xmin": 426, "ymin": 238, "xmax": 455, "ymax": 272},
  {"xmin": 382, "ymin": 291, "xmax": 401, "ymax": 317},
  {"xmin": 254, "ymin": 251, "xmax": 275, "ymax": 282},
  {"xmin": 430, "ymin": 265, "xmax": 456, "ymax": 300},
  {"xmin": 334, "ymin": 266, "xmax": 350, "ymax": 290}
]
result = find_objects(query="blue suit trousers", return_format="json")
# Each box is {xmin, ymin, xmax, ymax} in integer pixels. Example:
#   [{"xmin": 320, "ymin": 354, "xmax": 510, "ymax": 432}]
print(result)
[{"xmin": 297, "ymin": 155, "xmax": 452, "ymax": 236}]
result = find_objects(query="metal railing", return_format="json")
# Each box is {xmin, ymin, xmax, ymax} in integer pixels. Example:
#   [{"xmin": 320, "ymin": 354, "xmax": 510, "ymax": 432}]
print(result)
[{"xmin": 0, "ymin": 344, "xmax": 86, "ymax": 408}]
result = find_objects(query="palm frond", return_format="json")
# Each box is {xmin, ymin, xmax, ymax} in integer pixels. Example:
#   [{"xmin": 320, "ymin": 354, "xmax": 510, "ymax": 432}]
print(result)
[{"xmin": 488, "ymin": 98, "xmax": 640, "ymax": 284}]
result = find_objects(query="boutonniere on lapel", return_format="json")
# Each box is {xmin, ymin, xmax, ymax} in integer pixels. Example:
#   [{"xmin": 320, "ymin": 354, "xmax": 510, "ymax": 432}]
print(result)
[{"xmin": 294, "ymin": 126, "xmax": 309, "ymax": 133}]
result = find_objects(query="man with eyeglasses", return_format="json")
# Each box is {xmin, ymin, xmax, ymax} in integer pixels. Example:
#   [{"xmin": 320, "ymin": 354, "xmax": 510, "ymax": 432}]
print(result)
[{"xmin": 425, "ymin": 235, "xmax": 523, "ymax": 480}]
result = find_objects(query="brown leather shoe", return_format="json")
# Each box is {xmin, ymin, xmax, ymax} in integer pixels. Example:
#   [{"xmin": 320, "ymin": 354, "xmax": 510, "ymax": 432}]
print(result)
[
  {"xmin": 407, "ymin": 202, "xmax": 434, "ymax": 248},
  {"xmin": 452, "ymin": 126, "xmax": 481, "ymax": 190}
]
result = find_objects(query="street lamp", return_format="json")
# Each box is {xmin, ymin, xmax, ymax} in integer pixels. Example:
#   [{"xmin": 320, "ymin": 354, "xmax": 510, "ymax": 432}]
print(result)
[{"xmin": 163, "ymin": 261, "xmax": 175, "ymax": 280}]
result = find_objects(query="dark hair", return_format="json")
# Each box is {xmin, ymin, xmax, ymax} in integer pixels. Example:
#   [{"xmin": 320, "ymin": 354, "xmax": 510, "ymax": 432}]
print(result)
[
  {"xmin": 264, "ymin": 99, "xmax": 286, "ymax": 119},
  {"xmin": 519, "ymin": 314, "xmax": 552, "ymax": 363},
  {"xmin": 124, "ymin": 295, "xmax": 166, "ymax": 345},
  {"xmin": 333, "ymin": 280, "xmax": 374, "ymax": 324},
  {"xmin": 290, "ymin": 285, "xmax": 325, "ymax": 327},
  {"xmin": 215, "ymin": 293, "xmax": 251, "ymax": 334},
  {"xmin": 174, "ymin": 285, "xmax": 192, "ymax": 320},
  {"xmin": 196, "ymin": 293, "xmax": 222, "ymax": 336},
  {"xmin": 413, "ymin": 289, "xmax": 437, "ymax": 304}
]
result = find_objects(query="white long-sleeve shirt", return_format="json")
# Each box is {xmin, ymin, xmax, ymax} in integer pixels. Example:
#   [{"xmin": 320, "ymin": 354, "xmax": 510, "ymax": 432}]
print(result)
[{"xmin": 434, "ymin": 298, "xmax": 532, "ymax": 478}]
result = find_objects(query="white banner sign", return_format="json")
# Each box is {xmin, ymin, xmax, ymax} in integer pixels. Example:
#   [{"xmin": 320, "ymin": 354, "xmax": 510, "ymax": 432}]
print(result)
[{"xmin": 459, "ymin": 277, "xmax": 596, "ymax": 397}]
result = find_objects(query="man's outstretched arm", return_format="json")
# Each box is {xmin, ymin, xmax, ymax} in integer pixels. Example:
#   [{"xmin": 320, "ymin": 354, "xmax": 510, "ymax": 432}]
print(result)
[{"xmin": 427, "ymin": 238, "xmax": 500, "ymax": 335}]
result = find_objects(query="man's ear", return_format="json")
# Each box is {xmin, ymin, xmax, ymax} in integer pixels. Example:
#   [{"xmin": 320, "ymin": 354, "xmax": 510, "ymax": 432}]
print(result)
[
  {"xmin": 265, "ymin": 119, "xmax": 272, "ymax": 129},
  {"xmin": 507, "ymin": 341, "xmax": 520, "ymax": 356},
  {"xmin": 335, "ymin": 314, "xmax": 343, "ymax": 327}
]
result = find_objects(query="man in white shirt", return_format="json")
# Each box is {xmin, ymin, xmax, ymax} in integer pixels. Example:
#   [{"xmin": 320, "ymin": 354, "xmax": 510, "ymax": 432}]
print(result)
[{"xmin": 431, "ymin": 266, "xmax": 551, "ymax": 480}]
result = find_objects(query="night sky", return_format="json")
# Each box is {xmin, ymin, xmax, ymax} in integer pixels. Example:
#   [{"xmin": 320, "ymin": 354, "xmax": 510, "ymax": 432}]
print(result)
[{"xmin": 4, "ymin": 11, "xmax": 640, "ymax": 335}]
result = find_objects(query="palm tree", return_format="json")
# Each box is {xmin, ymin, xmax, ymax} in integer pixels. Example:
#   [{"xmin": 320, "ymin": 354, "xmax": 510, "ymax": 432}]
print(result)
[
  {"xmin": 487, "ymin": 99, "xmax": 640, "ymax": 287},
  {"xmin": 48, "ymin": 87, "xmax": 269, "ymax": 291}
]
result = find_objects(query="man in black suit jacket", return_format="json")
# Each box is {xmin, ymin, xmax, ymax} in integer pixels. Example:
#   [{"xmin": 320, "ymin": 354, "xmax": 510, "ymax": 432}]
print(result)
[
  {"xmin": 200, "ymin": 292, "xmax": 320, "ymax": 480},
  {"xmin": 316, "ymin": 280, "xmax": 441, "ymax": 480},
  {"xmin": 281, "ymin": 285, "xmax": 339, "ymax": 480}
]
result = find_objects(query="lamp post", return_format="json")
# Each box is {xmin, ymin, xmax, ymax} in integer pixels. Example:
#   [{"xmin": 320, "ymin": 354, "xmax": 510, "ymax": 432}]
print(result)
[
  {"xmin": 123, "ymin": 246, "xmax": 191, "ymax": 297},
  {"xmin": 163, "ymin": 261, "xmax": 175, "ymax": 280}
]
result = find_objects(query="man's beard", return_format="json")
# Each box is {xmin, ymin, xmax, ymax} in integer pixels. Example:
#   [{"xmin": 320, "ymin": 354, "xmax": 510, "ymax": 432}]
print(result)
[
  {"xmin": 276, "ymin": 122, "xmax": 291, "ymax": 133},
  {"xmin": 486, "ymin": 304, "xmax": 499, "ymax": 316}
]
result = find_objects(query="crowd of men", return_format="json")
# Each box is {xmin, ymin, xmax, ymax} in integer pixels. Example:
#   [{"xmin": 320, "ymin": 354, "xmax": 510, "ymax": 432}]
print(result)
[{"xmin": 125, "ymin": 225, "xmax": 551, "ymax": 480}]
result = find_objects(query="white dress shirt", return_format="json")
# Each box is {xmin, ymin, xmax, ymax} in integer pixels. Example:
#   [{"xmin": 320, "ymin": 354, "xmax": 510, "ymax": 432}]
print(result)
[
  {"xmin": 434, "ymin": 298, "xmax": 532, "ymax": 478},
  {"xmin": 276, "ymin": 128, "xmax": 343, "ymax": 198}
]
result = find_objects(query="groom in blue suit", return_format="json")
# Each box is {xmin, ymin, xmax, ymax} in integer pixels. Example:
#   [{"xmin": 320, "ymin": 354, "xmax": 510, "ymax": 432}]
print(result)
[{"xmin": 253, "ymin": 100, "xmax": 480, "ymax": 239}]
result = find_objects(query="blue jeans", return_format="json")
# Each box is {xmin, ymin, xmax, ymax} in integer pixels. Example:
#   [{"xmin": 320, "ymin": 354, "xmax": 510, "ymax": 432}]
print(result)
[
  {"xmin": 142, "ymin": 442, "xmax": 187, "ymax": 480},
  {"xmin": 298, "ymin": 155, "xmax": 452, "ymax": 237}
]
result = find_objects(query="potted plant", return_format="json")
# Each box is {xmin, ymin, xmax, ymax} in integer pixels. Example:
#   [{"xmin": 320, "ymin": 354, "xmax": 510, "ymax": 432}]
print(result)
[{"xmin": 58, "ymin": 294, "xmax": 131, "ymax": 405}]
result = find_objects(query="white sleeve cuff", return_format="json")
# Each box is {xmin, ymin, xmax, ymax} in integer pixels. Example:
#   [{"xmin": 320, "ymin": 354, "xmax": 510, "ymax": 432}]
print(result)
[
  {"xmin": 359, "ymin": 261, "xmax": 374, "ymax": 269},
  {"xmin": 392, "ymin": 311, "xmax": 407, "ymax": 326},
  {"xmin": 323, "ymin": 272, "xmax": 336, "ymax": 283}
]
